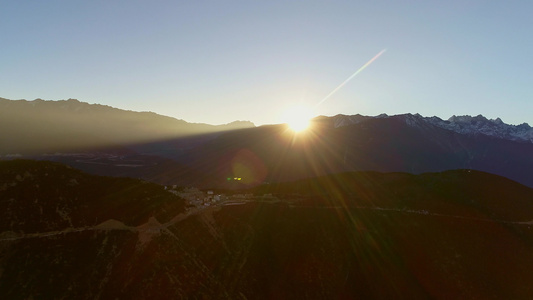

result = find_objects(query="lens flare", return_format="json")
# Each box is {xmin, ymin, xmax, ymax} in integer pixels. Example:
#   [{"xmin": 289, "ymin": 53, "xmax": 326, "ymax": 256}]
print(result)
[{"xmin": 316, "ymin": 49, "xmax": 387, "ymax": 107}]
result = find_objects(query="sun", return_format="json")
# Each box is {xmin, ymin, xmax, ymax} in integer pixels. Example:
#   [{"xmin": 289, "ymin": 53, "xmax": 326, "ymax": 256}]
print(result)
[{"xmin": 282, "ymin": 104, "xmax": 314, "ymax": 132}]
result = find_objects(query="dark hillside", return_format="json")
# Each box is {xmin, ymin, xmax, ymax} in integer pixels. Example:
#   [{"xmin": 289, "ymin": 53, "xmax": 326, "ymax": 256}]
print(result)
[
  {"xmin": 0, "ymin": 160, "xmax": 185, "ymax": 231},
  {"xmin": 1, "ymin": 161, "xmax": 533, "ymax": 298}
]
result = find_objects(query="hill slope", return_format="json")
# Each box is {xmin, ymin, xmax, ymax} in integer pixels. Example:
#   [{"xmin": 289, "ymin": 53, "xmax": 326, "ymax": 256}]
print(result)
[{"xmin": 1, "ymin": 161, "xmax": 533, "ymax": 298}]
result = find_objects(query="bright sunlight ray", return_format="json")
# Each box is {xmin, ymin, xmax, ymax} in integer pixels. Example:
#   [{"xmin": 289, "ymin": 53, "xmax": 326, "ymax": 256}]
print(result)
[{"xmin": 283, "ymin": 103, "xmax": 314, "ymax": 132}]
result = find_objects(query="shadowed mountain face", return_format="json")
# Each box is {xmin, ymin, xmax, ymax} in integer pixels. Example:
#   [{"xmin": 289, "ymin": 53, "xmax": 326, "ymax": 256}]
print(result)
[
  {"xmin": 178, "ymin": 116, "xmax": 533, "ymax": 188},
  {"xmin": 2, "ymin": 160, "xmax": 533, "ymax": 299}
]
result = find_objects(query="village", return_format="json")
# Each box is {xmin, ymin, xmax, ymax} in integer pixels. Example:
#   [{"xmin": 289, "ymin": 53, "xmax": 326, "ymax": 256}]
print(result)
[{"xmin": 164, "ymin": 186, "xmax": 279, "ymax": 210}]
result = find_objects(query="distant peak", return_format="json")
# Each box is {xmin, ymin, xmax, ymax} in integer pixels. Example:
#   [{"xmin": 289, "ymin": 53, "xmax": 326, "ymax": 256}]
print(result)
[
  {"xmin": 228, "ymin": 120, "xmax": 255, "ymax": 126},
  {"xmin": 447, "ymin": 114, "xmax": 508, "ymax": 125},
  {"xmin": 321, "ymin": 112, "xmax": 533, "ymax": 144},
  {"xmin": 448, "ymin": 115, "xmax": 474, "ymax": 123},
  {"xmin": 217, "ymin": 120, "xmax": 255, "ymax": 129}
]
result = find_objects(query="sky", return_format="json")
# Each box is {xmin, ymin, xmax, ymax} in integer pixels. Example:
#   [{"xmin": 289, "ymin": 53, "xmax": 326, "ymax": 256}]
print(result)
[{"xmin": 1, "ymin": 1, "xmax": 532, "ymax": 126}]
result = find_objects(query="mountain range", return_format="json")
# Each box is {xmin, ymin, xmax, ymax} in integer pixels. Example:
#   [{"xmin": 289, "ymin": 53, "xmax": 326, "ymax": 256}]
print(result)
[
  {"xmin": 0, "ymin": 97, "xmax": 254, "ymax": 154},
  {"xmin": 328, "ymin": 113, "xmax": 533, "ymax": 144},
  {"xmin": 1, "ymin": 97, "xmax": 533, "ymax": 188}
]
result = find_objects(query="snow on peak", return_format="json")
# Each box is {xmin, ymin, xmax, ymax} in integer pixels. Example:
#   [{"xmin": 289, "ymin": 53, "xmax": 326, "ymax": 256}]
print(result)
[
  {"xmin": 330, "ymin": 114, "xmax": 373, "ymax": 128},
  {"xmin": 429, "ymin": 114, "xmax": 533, "ymax": 143},
  {"xmin": 328, "ymin": 113, "xmax": 533, "ymax": 144}
]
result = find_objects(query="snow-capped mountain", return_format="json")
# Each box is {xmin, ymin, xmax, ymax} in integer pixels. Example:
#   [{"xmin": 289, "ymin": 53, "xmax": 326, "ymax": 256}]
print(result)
[
  {"xmin": 429, "ymin": 115, "xmax": 533, "ymax": 143},
  {"xmin": 327, "ymin": 113, "xmax": 533, "ymax": 144}
]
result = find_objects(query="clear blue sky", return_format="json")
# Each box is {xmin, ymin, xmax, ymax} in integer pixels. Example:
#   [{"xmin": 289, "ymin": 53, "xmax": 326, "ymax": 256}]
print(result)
[{"xmin": 2, "ymin": 1, "xmax": 532, "ymax": 125}]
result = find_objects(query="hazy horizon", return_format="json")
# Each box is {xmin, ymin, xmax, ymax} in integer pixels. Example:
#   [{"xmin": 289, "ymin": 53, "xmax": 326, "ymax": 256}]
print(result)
[
  {"xmin": 4, "ymin": 96, "xmax": 532, "ymax": 127},
  {"xmin": 2, "ymin": 1, "xmax": 532, "ymax": 126}
]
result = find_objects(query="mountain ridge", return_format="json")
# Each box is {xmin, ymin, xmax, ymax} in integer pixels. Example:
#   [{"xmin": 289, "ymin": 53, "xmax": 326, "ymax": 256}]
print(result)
[
  {"xmin": 324, "ymin": 113, "xmax": 533, "ymax": 143},
  {"xmin": 0, "ymin": 97, "xmax": 255, "ymax": 128},
  {"xmin": 0, "ymin": 97, "xmax": 255, "ymax": 154},
  {"xmin": 3, "ymin": 97, "xmax": 531, "ymax": 146},
  {"xmin": 2, "ymin": 97, "xmax": 533, "ymax": 188}
]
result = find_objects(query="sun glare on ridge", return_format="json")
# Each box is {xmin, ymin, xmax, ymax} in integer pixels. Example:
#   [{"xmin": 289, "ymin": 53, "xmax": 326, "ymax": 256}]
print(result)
[{"xmin": 282, "ymin": 104, "xmax": 314, "ymax": 132}]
